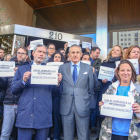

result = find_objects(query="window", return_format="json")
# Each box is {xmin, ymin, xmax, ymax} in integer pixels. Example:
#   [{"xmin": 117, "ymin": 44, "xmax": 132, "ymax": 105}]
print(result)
[
  {"xmin": 121, "ymin": 34, "xmax": 123, "ymax": 37},
  {"xmin": 128, "ymin": 38, "xmax": 131, "ymax": 41},
  {"xmin": 124, "ymin": 34, "xmax": 127, "ymax": 37},
  {"xmin": 125, "ymin": 43, "xmax": 127, "ymax": 46},
  {"xmin": 128, "ymin": 34, "xmax": 131, "ymax": 36},
  {"xmin": 135, "ymin": 33, "xmax": 138, "ymax": 37},
  {"xmin": 121, "ymin": 43, "xmax": 123, "ymax": 46},
  {"xmin": 124, "ymin": 38, "xmax": 127, "ymax": 41},
  {"xmin": 121, "ymin": 39, "xmax": 123, "ymax": 41},
  {"xmin": 128, "ymin": 43, "xmax": 131, "ymax": 45},
  {"xmin": 135, "ymin": 38, "xmax": 138, "ymax": 41}
]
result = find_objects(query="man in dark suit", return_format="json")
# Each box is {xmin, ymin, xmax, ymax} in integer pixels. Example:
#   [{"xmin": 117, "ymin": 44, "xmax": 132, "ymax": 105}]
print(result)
[{"xmin": 59, "ymin": 45, "xmax": 94, "ymax": 140}]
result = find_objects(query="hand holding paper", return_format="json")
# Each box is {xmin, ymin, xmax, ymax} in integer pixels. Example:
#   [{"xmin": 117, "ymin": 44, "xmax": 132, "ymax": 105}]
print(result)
[
  {"xmin": 102, "ymin": 79, "xmax": 108, "ymax": 83},
  {"xmin": 98, "ymin": 66, "xmax": 115, "ymax": 81},
  {"xmin": 31, "ymin": 65, "xmax": 58, "ymax": 85},
  {"xmin": 14, "ymin": 67, "xmax": 18, "ymax": 73},
  {"xmin": 133, "ymin": 103, "xmax": 140, "ymax": 113},
  {"xmin": 99, "ymin": 101, "xmax": 104, "ymax": 107},
  {"xmin": 101, "ymin": 94, "xmax": 134, "ymax": 119},
  {"xmin": 23, "ymin": 71, "xmax": 32, "ymax": 82}
]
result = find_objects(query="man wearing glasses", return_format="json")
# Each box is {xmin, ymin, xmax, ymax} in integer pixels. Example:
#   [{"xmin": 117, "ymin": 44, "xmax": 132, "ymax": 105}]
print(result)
[
  {"xmin": 0, "ymin": 47, "xmax": 29, "ymax": 140},
  {"xmin": 0, "ymin": 48, "xmax": 5, "ymax": 61}
]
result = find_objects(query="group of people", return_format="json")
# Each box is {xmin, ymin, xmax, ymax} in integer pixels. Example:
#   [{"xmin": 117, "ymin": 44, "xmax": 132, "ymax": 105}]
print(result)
[{"xmin": 0, "ymin": 43, "xmax": 140, "ymax": 140}]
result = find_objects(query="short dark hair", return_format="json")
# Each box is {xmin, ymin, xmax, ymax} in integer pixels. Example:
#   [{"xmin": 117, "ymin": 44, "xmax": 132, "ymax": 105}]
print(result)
[
  {"xmin": 115, "ymin": 60, "xmax": 136, "ymax": 83},
  {"xmin": 47, "ymin": 43, "xmax": 56, "ymax": 49},
  {"xmin": 48, "ymin": 51, "xmax": 65, "ymax": 63},
  {"xmin": 0, "ymin": 48, "xmax": 4, "ymax": 51},
  {"xmin": 90, "ymin": 47, "xmax": 101, "ymax": 54},
  {"xmin": 17, "ymin": 47, "xmax": 28, "ymax": 55},
  {"xmin": 81, "ymin": 52, "xmax": 90, "ymax": 60},
  {"xmin": 123, "ymin": 47, "xmax": 128, "ymax": 50},
  {"xmin": 58, "ymin": 48, "xmax": 65, "ymax": 52}
]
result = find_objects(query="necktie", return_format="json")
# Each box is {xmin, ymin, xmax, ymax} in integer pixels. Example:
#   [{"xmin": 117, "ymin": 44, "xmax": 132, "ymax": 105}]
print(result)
[{"xmin": 73, "ymin": 65, "xmax": 77, "ymax": 84}]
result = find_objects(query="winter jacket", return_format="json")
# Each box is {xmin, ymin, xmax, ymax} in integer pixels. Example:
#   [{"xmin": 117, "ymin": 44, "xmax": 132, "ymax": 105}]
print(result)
[
  {"xmin": 0, "ymin": 60, "xmax": 29, "ymax": 105},
  {"xmin": 100, "ymin": 80, "xmax": 140, "ymax": 140},
  {"xmin": 11, "ymin": 62, "xmax": 54, "ymax": 129},
  {"xmin": 92, "ymin": 58, "xmax": 102, "ymax": 71}
]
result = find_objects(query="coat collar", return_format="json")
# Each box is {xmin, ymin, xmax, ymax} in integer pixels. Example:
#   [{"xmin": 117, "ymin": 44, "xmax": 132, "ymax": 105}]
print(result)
[{"xmin": 112, "ymin": 80, "xmax": 136, "ymax": 92}]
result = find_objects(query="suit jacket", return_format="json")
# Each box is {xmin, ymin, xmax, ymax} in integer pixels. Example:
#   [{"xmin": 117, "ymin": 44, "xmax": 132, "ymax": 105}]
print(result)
[
  {"xmin": 90, "ymin": 70, "xmax": 99, "ymax": 109},
  {"xmin": 59, "ymin": 61, "xmax": 94, "ymax": 117}
]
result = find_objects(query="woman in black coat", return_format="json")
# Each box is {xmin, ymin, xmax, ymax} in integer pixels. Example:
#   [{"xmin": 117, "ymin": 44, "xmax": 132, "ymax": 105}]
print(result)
[{"xmin": 48, "ymin": 51, "xmax": 65, "ymax": 140}]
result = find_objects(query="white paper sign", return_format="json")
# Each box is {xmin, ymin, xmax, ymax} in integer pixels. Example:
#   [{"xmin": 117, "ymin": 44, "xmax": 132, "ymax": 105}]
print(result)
[
  {"xmin": 31, "ymin": 65, "xmax": 58, "ymax": 85},
  {"xmin": 81, "ymin": 61, "xmax": 91, "ymax": 65},
  {"xmin": 115, "ymin": 59, "xmax": 139, "ymax": 74},
  {"xmin": 98, "ymin": 66, "xmax": 115, "ymax": 81},
  {"xmin": 115, "ymin": 61, "xmax": 120, "ymax": 68},
  {"xmin": 30, "ymin": 39, "xmax": 43, "ymax": 50},
  {"xmin": 0, "ymin": 61, "xmax": 15, "ymax": 77},
  {"xmin": 101, "ymin": 94, "xmax": 134, "ymax": 119},
  {"xmin": 68, "ymin": 39, "xmax": 80, "ymax": 47},
  {"xmin": 46, "ymin": 62, "xmax": 64, "ymax": 69},
  {"xmin": 82, "ymin": 42, "xmax": 91, "ymax": 49}
]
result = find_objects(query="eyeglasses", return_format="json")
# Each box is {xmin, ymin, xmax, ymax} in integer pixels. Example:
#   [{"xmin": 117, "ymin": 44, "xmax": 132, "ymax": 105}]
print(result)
[{"xmin": 17, "ymin": 52, "xmax": 26, "ymax": 55}]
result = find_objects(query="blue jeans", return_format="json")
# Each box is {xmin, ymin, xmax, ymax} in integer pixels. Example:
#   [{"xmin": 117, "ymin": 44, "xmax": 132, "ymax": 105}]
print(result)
[
  {"xmin": 1, "ymin": 104, "xmax": 17, "ymax": 140},
  {"xmin": 18, "ymin": 128, "xmax": 49, "ymax": 140}
]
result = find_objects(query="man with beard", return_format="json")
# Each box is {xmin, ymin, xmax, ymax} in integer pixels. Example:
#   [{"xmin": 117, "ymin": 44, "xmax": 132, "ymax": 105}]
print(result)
[
  {"xmin": 11, "ymin": 44, "xmax": 62, "ymax": 140},
  {"xmin": 0, "ymin": 47, "xmax": 30, "ymax": 140},
  {"xmin": 90, "ymin": 47, "xmax": 101, "ymax": 70}
]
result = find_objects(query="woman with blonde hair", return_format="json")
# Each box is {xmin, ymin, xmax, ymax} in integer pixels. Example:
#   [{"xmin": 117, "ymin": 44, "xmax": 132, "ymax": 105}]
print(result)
[{"xmin": 97, "ymin": 45, "xmax": 123, "ymax": 139}]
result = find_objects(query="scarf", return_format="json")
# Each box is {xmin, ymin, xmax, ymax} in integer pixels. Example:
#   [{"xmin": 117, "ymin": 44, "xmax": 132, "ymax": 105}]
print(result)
[{"xmin": 108, "ymin": 56, "xmax": 121, "ymax": 63}]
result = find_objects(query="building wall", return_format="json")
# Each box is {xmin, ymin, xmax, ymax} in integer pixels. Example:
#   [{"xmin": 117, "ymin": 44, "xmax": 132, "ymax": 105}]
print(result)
[
  {"xmin": 113, "ymin": 31, "xmax": 138, "ymax": 49},
  {"xmin": 119, "ymin": 31, "xmax": 136, "ymax": 48},
  {"xmin": 0, "ymin": 0, "xmax": 33, "ymax": 26},
  {"xmin": 112, "ymin": 32, "xmax": 118, "ymax": 47}
]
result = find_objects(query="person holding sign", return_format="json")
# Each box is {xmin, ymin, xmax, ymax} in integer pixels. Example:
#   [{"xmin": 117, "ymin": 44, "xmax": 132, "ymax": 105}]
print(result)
[
  {"xmin": 47, "ymin": 51, "xmax": 65, "ymax": 140},
  {"xmin": 11, "ymin": 44, "xmax": 62, "ymax": 140},
  {"xmin": 59, "ymin": 45, "xmax": 94, "ymax": 140},
  {"xmin": 124, "ymin": 45, "xmax": 140, "ymax": 74},
  {"xmin": 0, "ymin": 47, "xmax": 29, "ymax": 140},
  {"xmin": 97, "ymin": 45, "xmax": 123, "ymax": 138},
  {"xmin": 99, "ymin": 60, "xmax": 140, "ymax": 140}
]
